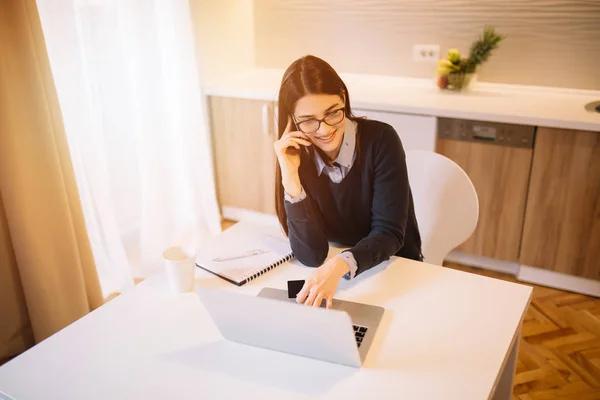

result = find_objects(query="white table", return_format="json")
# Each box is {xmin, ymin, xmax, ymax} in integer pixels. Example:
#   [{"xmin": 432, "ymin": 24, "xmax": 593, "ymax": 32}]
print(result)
[{"xmin": 0, "ymin": 256, "xmax": 531, "ymax": 399}]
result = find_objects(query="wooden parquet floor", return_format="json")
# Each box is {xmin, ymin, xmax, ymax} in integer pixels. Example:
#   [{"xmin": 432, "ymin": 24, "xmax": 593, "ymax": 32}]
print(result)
[{"xmin": 446, "ymin": 263, "xmax": 600, "ymax": 400}]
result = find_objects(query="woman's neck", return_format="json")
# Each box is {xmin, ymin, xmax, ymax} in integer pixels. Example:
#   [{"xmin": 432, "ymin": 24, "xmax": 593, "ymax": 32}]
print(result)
[{"xmin": 324, "ymin": 147, "xmax": 341, "ymax": 162}]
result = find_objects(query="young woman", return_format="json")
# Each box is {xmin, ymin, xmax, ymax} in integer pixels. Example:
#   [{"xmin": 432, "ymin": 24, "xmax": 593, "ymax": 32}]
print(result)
[{"xmin": 274, "ymin": 55, "xmax": 422, "ymax": 309}]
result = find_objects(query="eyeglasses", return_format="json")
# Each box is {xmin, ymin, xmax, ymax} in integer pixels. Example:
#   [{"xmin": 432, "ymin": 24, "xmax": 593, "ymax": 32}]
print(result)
[{"xmin": 292, "ymin": 107, "xmax": 345, "ymax": 134}]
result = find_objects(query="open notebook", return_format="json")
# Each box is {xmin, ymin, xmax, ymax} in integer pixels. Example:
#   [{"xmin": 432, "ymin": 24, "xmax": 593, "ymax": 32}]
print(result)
[{"xmin": 195, "ymin": 221, "xmax": 294, "ymax": 286}]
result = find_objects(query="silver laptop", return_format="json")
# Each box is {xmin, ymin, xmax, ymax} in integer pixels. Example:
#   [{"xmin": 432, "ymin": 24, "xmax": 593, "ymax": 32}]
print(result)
[{"xmin": 195, "ymin": 286, "xmax": 384, "ymax": 368}]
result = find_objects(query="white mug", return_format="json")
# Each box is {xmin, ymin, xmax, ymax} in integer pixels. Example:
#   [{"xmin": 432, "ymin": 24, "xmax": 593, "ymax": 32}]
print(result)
[{"xmin": 162, "ymin": 246, "xmax": 196, "ymax": 293}]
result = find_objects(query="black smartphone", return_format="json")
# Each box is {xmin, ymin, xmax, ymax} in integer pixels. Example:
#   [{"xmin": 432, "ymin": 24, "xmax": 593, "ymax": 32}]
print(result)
[
  {"xmin": 288, "ymin": 119, "xmax": 312, "ymax": 158},
  {"xmin": 287, "ymin": 279, "xmax": 305, "ymax": 299}
]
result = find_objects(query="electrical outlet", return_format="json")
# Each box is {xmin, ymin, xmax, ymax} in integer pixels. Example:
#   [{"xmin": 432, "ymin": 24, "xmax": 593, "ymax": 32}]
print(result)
[{"xmin": 413, "ymin": 45, "xmax": 440, "ymax": 62}]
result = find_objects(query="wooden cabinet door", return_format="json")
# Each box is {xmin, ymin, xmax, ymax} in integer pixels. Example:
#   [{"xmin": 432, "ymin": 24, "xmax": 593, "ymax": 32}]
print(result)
[
  {"xmin": 209, "ymin": 96, "xmax": 277, "ymax": 215},
  {"xmin": 520, "ymin": 127, "xmax": 600, "ymax": 280},
  {"xmin": 437, "ymin": 140, "xmax": 533, "ymax": 261}
]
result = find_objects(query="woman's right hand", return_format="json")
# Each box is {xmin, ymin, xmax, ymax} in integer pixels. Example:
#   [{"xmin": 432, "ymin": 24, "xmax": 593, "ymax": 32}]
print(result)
[{"xmin": 274, "ymin": 117, "xmax": 311, "ymax": 196}]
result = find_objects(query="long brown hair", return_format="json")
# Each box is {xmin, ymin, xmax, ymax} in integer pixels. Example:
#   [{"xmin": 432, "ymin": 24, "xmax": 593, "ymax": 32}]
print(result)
[{"xmin": 275, "ymin": 55, "xmax": 358, "ymax": 235}]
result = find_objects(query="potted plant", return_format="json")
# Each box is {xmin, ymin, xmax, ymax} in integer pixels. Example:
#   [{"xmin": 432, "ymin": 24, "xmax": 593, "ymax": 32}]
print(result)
[{"xmin": 437, "ymin": 26, "xmax": 505, "ymax": 91}]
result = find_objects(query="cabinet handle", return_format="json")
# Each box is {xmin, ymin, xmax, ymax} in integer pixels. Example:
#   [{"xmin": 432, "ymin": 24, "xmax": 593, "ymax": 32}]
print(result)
[{"xmin": 262, "ymin": 104, "xmax": 270, "ymax": 137}]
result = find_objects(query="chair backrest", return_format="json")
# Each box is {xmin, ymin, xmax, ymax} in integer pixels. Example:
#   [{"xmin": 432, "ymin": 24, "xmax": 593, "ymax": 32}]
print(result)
[{"xmin": 405, "ymin": 150, "xmax": 479, "ymax": 266}]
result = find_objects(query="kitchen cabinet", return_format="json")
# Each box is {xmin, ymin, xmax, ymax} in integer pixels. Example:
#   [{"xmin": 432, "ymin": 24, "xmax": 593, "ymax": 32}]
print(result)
[
  {"xmin": 520, "ymin": 127, "xmax": 600, "ymax": 280},
  {"xmin": 436, "ymin": 118, "xmax": 534, "ymax": 262},
  {"xmin": 208, "ymin": 96, "xmax": 277, "ymax": 215},
  {"xmin": 353, "ymin": 108, "xmax": 436, "ymax": 152},
  {"xmin": 207, "ymin": 96, "xmax": 600, "ymax": 286}
]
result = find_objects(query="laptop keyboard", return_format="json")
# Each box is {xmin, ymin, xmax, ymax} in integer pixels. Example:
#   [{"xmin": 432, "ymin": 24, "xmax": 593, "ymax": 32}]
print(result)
[{"xmin": 353, "ymin": 324, "xmax": 368, "ymax": 348}]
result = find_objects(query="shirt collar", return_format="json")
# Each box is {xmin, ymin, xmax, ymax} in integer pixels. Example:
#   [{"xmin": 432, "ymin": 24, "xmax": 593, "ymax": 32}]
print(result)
[{"xmin": 313, "ymin": 119, "xmax": 357, "ymax": 176}]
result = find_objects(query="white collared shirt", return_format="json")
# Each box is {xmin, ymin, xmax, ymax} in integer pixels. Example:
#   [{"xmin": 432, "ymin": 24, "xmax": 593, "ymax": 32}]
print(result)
[
  {"xmin": 312, "ymin": 118, "xmax": 357, "ymax": 183},
  {"xmin": 285, "ymin": 118, "xmax": 358, "ymax": 201}
]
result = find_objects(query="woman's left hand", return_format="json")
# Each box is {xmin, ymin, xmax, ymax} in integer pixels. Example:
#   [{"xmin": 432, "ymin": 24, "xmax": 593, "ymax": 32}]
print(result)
[{"xmin": 296, "ymin": 257, "xmax": 350, "ymax": 308}]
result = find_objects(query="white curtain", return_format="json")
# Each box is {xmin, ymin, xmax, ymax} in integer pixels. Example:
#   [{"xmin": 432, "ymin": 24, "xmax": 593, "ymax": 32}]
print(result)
[{"xmin": 36, "ymin": 0, "xmax": 222, "ymax": 296}]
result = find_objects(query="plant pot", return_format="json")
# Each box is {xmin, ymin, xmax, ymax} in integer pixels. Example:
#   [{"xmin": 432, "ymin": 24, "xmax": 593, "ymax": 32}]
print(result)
[{"xmin": 446, "ymin": 72, "xmax": 477, "ymax": 91}]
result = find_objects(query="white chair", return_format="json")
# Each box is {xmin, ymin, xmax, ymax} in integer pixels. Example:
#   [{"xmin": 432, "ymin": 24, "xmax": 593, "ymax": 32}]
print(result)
[{"xmin": 405, "ymin": 150, "xmax": 479, "ymax": 266}]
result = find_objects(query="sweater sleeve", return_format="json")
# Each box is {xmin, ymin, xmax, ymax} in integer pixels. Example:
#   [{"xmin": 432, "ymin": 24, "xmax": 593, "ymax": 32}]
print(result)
[
  {"xmin": 347, "ymin": 126, "xmax": 410, "ymax": 275},
  {"xmin": 284, "ymin": 189, "xmax": 329, "ymax": 267}
]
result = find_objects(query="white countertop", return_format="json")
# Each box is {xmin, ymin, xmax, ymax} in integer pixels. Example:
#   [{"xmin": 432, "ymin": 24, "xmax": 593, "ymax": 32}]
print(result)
[{"xmin": 203, "ymin": 68, "xmax": 600, "ymax": 132}]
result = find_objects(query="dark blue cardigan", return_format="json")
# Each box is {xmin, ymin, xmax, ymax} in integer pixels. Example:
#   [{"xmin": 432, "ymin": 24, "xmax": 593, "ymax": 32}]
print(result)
[{"xmin": 284, "ymin": 118, "xmax": 423, "ymax": 276}]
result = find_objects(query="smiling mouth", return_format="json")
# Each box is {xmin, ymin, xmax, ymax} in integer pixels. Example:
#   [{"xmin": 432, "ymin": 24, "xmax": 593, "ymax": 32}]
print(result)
[{"xmin": 314, "ymin": 129, "xmax": 336, "ymax": 144}]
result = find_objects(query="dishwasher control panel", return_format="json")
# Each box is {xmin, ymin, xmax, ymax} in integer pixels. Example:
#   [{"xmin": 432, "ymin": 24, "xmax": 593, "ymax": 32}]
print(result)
[{"xmin": 437, "ymin": 118, "xmax": 536, "ymax": 148}]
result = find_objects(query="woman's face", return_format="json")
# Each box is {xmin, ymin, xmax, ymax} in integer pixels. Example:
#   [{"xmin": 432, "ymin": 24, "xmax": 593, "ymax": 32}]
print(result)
[{"xmin": 293, "ymin": 94, "xmax": 346, "ymax": 160}]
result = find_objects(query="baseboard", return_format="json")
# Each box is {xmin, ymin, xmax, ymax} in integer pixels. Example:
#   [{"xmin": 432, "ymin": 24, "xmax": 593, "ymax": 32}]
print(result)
[
  {"xmin": 445, "ymin": 251, "xmax": 520, "ymax": 275},
  {"xmin": 446, "ymin": 253, "xmax": 600, "ymax": 297},
  {"xmin": 221, "ymin": 206, "xmax": 279, "ymax": 227},
  {"xmin": 518, "ymin": 265, "xmax": 600, "ymax": 298}
]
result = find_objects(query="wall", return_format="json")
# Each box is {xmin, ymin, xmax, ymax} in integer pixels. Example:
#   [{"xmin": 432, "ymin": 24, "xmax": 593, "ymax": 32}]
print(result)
[
  {"xmin": 254, "ymin": 0, "xmax": 600, "ymax": 90},
  {"xmin": 190, "ymin": 0, "xmax": 255, "ymax": 84}
]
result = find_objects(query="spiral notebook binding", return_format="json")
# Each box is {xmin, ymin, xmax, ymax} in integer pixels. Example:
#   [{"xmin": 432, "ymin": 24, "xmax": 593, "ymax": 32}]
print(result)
[{"xmin": 240, "ymin": 252, "xmax": 295, "ymax": 283}]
